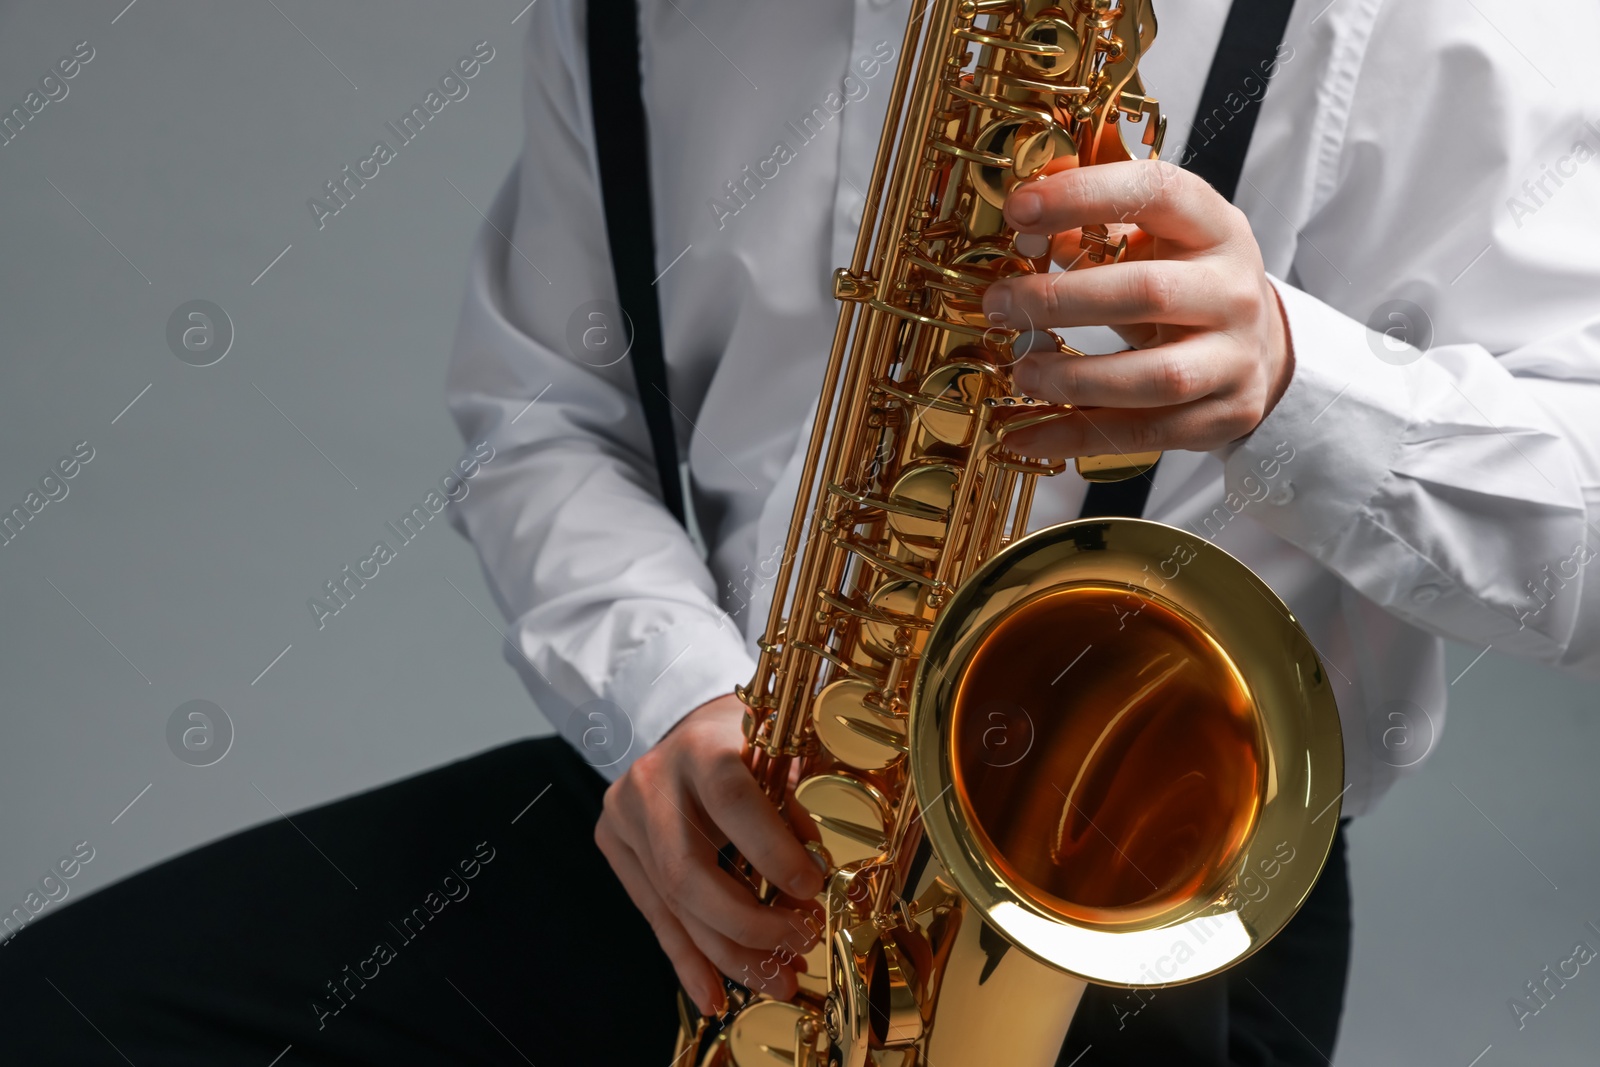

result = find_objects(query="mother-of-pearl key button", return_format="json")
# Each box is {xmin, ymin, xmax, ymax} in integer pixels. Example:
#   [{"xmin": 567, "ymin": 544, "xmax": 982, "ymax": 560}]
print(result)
[{"xmin": 1014, "ymin": 232, "xmax": 1052, "ymax": 258}]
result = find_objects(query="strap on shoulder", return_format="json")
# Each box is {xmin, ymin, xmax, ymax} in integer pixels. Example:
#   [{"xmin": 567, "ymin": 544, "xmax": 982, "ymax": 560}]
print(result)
[{"xmin": 586, "ymin": 0, "xmax": 686, "ymax": 525}]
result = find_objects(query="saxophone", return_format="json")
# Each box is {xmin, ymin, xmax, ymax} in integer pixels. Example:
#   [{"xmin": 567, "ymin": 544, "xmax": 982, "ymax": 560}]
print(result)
[{"xmin": 676, "ymin": 2, "xmax": 1344, "ymax": 1064}]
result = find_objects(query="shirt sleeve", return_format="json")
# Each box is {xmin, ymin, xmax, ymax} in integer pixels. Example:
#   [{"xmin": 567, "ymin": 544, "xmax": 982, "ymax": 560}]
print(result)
[
  {"xmin": 445, "ymin": 2, "xmax": 755, "ymax": 778},
  {"xmin": 1221, "ymin": 0, "xmax": 1600, "ymax": 678}
]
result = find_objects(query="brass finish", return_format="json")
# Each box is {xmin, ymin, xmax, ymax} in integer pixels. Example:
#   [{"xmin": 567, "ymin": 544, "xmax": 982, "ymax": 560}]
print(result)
[
  {"xmin": 885, "ymin": 463, "xmax": 960, "ymax": 558},
  {"xmin": 672, "ymin": 3, "xmax": 1344, "ymax": 1065},
  {"xmin": 815, "ymin": 679, "xmax": 907, "ymax": 770},
  {"xmin": 1077, "ymin": 447, "xmax": 1162, "ymax": 481},
  {"xmin": 728, "ymin": 1000, "xmax": 812, "ymax": 1067},
  {"xmin": 914, "ymin": 363, "xmax": 987, "ymax": 446},
  {"xmin": 796, "ymin": 775, "xmax": 893, "ymax": 870}
]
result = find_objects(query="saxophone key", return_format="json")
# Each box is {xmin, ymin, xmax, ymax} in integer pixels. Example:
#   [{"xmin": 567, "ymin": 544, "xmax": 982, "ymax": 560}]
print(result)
[
  {"xmin": 815, "ymin": 679, "xmax": 908, "ymax": 770},
  {"xmin": 794, "ymin": 774, "xmax": 894, "ymax": 870}
]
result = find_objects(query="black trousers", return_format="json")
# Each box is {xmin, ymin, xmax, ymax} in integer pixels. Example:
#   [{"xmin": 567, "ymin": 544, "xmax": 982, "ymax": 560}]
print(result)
[{"xmin": 0, "ymin": 738, "xmax": 1349, "ymax": 1065}]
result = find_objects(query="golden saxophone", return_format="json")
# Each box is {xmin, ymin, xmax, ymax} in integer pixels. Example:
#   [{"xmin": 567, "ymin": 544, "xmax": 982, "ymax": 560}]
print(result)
[{"xmin": 676, "ymin": 2, "xmax": 1344, "ymax": 1064}]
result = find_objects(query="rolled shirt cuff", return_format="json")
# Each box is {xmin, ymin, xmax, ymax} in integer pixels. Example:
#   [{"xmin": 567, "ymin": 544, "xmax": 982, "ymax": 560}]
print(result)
[{"xmin": 595, "ymin": 609, "xmax": 758, "ymax": 781}]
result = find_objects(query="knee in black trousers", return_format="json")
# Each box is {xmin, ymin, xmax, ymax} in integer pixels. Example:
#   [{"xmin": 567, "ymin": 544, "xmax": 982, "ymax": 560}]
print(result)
[{"xmin": 0, "ymin": 738, "xmax": 680, "ymax": 1066}]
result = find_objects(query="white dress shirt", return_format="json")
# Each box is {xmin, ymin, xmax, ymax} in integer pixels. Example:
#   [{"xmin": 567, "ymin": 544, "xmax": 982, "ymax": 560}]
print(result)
[{"xmin": 446, "ymin": 0, "xmax": 1600, "ymax": 818}]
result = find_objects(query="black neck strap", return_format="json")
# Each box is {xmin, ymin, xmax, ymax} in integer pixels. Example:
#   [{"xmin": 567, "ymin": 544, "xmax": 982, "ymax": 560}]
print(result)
[
  {"xmin": 587, "ymin": 0, "xmax": 685, "ymax": 524},
  {"xmin": 1181, "ymin": 0, "xmax": 1297, "ymax": 204},
  {"xmin": 586, "ymin": 0, "xmax": 1296, "ymax": 527}
]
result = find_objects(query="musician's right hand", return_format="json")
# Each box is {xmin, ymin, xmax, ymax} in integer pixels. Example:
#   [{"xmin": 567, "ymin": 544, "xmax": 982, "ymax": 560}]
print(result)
[{"xmin": 595, "ymin": 693, "xmax": 826, "ymax": 1016}]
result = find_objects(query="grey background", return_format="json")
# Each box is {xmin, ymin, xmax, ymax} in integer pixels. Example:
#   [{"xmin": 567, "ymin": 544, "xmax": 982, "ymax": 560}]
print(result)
[{"xmin": 0, "ymin": 3, "xmax": 1595, "ymax": 1064}]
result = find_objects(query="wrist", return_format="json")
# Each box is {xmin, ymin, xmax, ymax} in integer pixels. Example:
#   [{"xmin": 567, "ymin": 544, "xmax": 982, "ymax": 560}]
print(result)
[
  {"xmin": 1263, "ymin": 277, "xmax": 1296, "ymax": 421},
  {"xmin": 662, "ymin": 692, "xmax": 745, "ymax": 750}
]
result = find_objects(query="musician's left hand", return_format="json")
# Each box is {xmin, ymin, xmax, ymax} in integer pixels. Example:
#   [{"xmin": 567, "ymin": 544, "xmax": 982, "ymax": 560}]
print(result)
[{"xmin": 982, "ymin": 159, "xmax": 1294, "ymax": 458}]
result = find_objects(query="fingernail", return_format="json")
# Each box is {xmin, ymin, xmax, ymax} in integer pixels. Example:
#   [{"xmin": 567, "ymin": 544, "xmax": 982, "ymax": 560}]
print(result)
[
  {"xmin": 1009, "ymin": 191, "xmax": 1042, "ymax": 225},
  {"xmin": 985, "ymin": 286, "xmax": 1013, "ymax": 326}
]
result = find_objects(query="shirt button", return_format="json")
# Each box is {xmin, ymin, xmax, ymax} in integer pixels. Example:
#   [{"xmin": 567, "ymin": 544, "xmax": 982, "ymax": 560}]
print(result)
[
  {"xmin": 1410, "ymin": 584, "xmax": 1442, "ymax": 605},
  {"xmin": 1267, "ymin": 481, "xmax": 1295, "ymax": 506}
]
